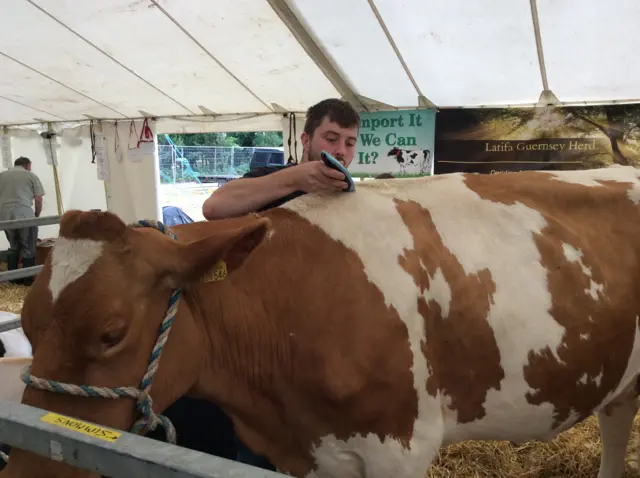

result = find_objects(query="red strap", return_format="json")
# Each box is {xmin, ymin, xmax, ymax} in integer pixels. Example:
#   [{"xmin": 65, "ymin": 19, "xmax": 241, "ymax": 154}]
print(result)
[{"xmin": 137, "ymin": 118, "xmax": 154, "ymax": 147}]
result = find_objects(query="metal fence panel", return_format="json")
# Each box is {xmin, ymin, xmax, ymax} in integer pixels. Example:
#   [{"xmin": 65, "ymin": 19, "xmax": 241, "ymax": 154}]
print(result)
[
  {"xmin": 158, "ymin": 145, "xmax": 256, "ymax": 183},
  {"xmin": 0, "ymin": 215, "xmax": 60, "ymax": 282},
  {"xmin": 0, "ymin": 400, "xmax": 285, "ymax": 478},
  {"xmin": 0, "ymin": 216, "xmax": 61, "ymax": 231},
  {"xmin": 0, "ymin": 318, "xmax": 21, "ymax": 333},
  {"xmin": 0, "ymin": 265, "xmax": 43, "ymax": 283}
]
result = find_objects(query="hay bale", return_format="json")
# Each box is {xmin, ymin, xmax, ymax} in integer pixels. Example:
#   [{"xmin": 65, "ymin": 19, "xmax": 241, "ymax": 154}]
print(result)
[
  {"xmin": 0, "ymin": 261, "xmax": 27, "ymax": 314},
  {"xmin": 429, "ymin": 415, "xmax": 640, "ymax": 477},
  {"xmin": 427, "ymin": 417, "xmax": 616, "ymax": 478}
]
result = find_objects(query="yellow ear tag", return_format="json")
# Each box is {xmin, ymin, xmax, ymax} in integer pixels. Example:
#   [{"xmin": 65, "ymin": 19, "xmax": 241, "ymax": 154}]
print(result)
[{"xmin": 202, "ymin": 260, "xmax": 228, "ymax": 283}]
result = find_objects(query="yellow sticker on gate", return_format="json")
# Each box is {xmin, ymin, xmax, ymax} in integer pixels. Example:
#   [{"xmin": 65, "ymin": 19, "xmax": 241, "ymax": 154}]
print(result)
[
  {"xmin": 40, "ymin": 412, "xmax": 121, "ymax": 442},
  {"xmin": 202, "ymin": 260, "xmax": 228, "ymax": 283}
]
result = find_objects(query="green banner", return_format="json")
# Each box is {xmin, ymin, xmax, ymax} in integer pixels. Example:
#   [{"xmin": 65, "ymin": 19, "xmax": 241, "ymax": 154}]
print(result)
[
  {"xmin": 434, "ymin": 105, "xmax": 640, "ymax": 174},
  {"xmin": 350, "ymin": 109, "xmax": 436, "ymax": 178}
]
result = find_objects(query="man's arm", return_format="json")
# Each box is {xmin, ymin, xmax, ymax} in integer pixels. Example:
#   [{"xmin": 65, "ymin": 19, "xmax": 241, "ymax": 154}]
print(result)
[
  {"xmin": 202, "ymin": 167, "xmax": 300, "ymax": 220},
  {"xmin": 31, "ymin": 175, "xmax": 45, "ymax": 218},
  {"xmin": 34, "ymin": 195, "xmax": 43, "ymax": 217},
  {"xmin": 202, "ymin": 162, "xmax": 347, "ymax": 220}
]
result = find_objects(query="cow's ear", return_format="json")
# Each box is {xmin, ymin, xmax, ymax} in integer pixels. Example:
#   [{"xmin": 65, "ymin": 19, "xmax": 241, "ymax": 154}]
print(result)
[{"xmin": 159, "ymin": 217, "xmax": 271, "ymax": 287}]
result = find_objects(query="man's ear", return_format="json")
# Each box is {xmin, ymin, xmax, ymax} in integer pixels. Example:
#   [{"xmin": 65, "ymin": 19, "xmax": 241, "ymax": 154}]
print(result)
[
  {"xmin": 161, "ymin": 217, "xmax": 271, "ymax": 287},
  {"xmin": 300, "ymin": 131, "xmax": 310, "ymax": 158}
]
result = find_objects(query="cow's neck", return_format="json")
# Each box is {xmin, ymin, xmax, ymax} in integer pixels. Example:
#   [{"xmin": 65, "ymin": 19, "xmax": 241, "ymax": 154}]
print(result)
[
  {"xmin": 188, "ymin": 282, "xmax": 291, "ymax": 410},
  {"xmin": 177, "ymin": 212, "xmax": 297, "ymax": 458}
]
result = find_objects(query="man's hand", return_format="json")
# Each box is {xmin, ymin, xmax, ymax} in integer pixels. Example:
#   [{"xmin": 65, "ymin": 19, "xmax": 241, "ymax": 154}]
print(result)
[
  {"xmin": 286, "ymin": 161, "xmax": 348, "ymax": 193},
  {"xmin": 34, "ymin": 195, "xmax": 43, "ymax": 218}
]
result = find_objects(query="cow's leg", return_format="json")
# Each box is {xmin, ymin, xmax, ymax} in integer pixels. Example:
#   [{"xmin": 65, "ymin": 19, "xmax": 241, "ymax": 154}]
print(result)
[{"xmin": 597, "ymin": 395, "xmax": 638, "ymax": 478}]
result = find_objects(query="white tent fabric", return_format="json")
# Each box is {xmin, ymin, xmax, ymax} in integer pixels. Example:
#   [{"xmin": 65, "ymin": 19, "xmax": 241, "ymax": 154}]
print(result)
[{"xmin": 1, "ymin": 0, "xmax": 638, "ymax": 129}]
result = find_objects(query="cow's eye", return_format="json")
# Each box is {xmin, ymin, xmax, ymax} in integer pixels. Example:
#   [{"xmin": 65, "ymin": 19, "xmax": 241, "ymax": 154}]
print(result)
[{"xmin": 100, "ymin": 323, "xmax": 127, "ymax": 351}]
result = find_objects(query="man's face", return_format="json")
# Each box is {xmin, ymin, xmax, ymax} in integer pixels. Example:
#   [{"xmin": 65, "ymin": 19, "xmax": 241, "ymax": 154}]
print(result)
[{"xmin": 303, "ymin": 116, "xmax": 358, "ymax": 167}]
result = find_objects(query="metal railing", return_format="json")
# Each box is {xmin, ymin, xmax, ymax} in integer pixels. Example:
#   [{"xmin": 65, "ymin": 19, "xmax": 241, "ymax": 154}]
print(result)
[
  {"xmin": 0, "ymin": 216, "xmax": 60, "ymax": 229},
  {"xmin": 0, "ymin": 318, "xmax": 20, "ymax": 333},
  {"xmin": 157, "ymin": 145, "xmax": 255, "ymax": 183},
  {"xmin": 0, "ymin": 401, "xmax": 284, "ymax": 478},
  {"xmin": 0, "ymin": 215, "xmax": 60, "ymax": 283}
]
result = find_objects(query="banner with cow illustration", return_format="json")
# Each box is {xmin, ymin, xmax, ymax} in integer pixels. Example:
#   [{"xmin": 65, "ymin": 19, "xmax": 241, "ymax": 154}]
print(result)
[
  {"xmin": 433, "ymin": 104, "xmax": 640, "ymax": 175},
  {"xmin": 350, "ymin": 109, "xmax": 436, "ymax": 178}
]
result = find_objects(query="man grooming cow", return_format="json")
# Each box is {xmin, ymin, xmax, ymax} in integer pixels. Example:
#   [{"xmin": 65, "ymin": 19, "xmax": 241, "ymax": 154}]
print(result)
[
  {"xmin": 2, "ymin": 98, "xmax": 364, "ymax": 474},
  {"xmin": 203, "ymin": 98, "xmax": 361, "ymax": 470},
  {"xmin": 202, "ymin": 98, "xmax": 360, "ymax": 219},
  {"xmin": 2, "ymin": 164, "xmax": 640, "ymax": 478}
]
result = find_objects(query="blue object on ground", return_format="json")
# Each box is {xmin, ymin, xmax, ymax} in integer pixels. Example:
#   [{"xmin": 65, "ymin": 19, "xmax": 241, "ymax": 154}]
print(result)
[{"xmin": 162, "ymin": 206, "xmax": 194, "ymax": 227}]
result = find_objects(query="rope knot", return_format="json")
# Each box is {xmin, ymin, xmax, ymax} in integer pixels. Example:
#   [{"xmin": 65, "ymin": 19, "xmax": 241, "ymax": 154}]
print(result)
[
  {"xmin": 130, "ymin": 390, "xmax": 176, "ymax": 443},
  {"xmin": 136, "ymin": 389, "xmax": 153, "ymax": 415}
]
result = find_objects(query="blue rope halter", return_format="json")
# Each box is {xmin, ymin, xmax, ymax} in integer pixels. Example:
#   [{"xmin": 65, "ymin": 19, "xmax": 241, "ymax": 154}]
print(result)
[{"xmin": 15, "ymin": 219, "xmax": 182, "ymax": 453}]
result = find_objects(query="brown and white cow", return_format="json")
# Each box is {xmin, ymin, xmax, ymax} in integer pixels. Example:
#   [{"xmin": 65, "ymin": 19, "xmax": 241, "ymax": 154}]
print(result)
[{"xmin": 2, "ymin": 165, "xmax": 640, "ymax": 478}]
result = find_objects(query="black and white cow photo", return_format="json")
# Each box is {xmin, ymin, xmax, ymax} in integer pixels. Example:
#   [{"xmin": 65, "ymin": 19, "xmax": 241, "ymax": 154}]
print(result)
[{"xmin": 387, "ymin": 146, "xmax": 432, "ymax": 176}]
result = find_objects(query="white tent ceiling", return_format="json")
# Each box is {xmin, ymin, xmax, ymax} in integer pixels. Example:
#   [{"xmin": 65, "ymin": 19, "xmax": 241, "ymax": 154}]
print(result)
[{"xmin": 1, "ymin": 0, "xmax": 639, "ymax": 128}]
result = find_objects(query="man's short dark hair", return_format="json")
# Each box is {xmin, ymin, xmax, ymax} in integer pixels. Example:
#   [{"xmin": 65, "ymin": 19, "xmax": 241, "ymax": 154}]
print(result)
[
  {"xmin": 303, "ymin": 98, "xmax": 360, "ymax": 137},
  {"xmin": 14, "ymin": 157, "xmax": 31, "ymax": 168}
]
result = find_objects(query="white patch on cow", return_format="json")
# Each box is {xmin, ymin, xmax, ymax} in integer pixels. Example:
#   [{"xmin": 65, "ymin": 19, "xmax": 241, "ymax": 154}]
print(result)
[
  {"xmin": 562, "ymin": 243, "xmax": 605, "ymax": 300},
  {"xmin": 373, "ymin": 173, "xmax": 571, "ymax": 446},
  {"xmin": 579, "ymin": 365, "xmax": 604, "ymax": 388},
  {"xmin": 422, "ymin": 267, "xmax": 451, "ymax": 318},
  {"xmin": 562, "ymin": 243, "xmax": 587, "ymax": 268},
  {"xmin": 544, "ymin": 409, "xmax": 581, "ymax": 441},
  {"xmin": 548, "ymin": 165, "xmax": 640, "ymax": 205},
  {"xmin": 594, "ymin": 370, "xmax": 604, "ymax": 387},
  {"xmin": 628, "ymin": 186, "xmax": 640, "ymax": 205},
  {"xmin": 308, "ymin": 433, "xmax": 426, "ymax": 478},
  {"xmin": 587, "ymin": 282, "xmax": 605, "ymax": 301},
  {"xmin": 49, "ymin": 237, "xmax": 104, "ymax": 302}
]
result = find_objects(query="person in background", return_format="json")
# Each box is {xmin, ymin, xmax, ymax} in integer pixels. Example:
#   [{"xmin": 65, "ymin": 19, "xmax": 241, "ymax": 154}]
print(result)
[
  {"xmin": 201, "ymin": 98, "xmax": 361, "ymax": 471},
  {"xmin": 202, "ymin": 98, "xmax": 360, "ymax": 220},
  {"xmin": 0, "ymin": 156, "xmax": 45, "ymax": 285}
]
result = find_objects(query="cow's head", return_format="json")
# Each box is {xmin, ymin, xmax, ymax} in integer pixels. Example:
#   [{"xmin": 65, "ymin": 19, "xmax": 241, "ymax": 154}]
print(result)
[
  {"xmin": 387, "ymin": 147, "xmax": 402, "ymax": 159},
  {"xmin": 1, "ymin": 210, "xmax": 270, "ymax": 478}
]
